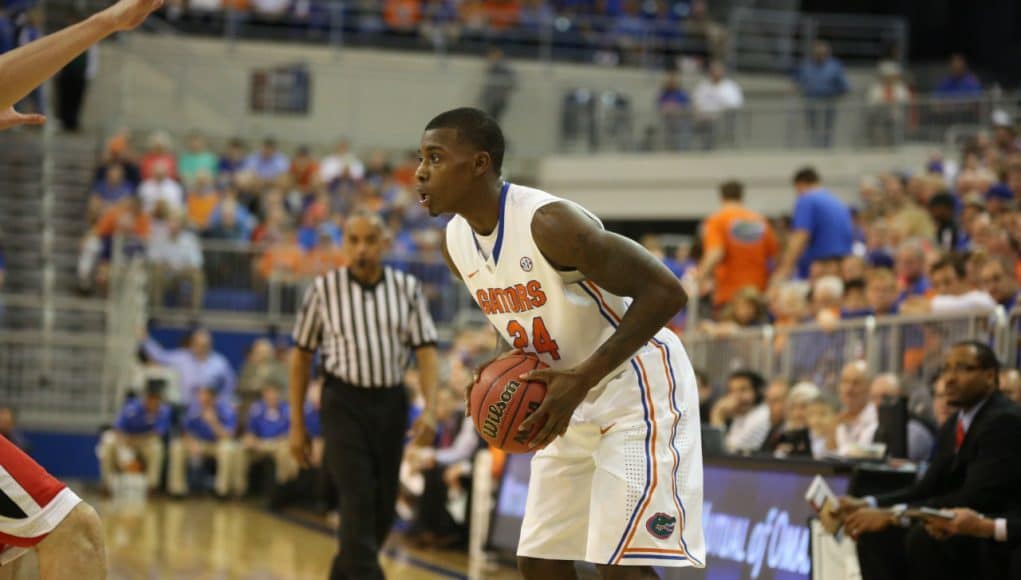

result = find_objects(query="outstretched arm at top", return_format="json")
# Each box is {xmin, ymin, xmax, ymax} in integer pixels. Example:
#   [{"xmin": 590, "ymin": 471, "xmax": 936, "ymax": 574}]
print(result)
[
  {"xmin": 517, "ymin": 201, "xmax": 687, "ymax": 447},
  {"xmin": 0, "ymin": 0, "xmax": 162, "ymax": 123}
]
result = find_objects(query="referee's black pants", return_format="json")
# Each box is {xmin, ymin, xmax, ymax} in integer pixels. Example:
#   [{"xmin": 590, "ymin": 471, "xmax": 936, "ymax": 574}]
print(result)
[{"xmin": 321, "ymin": 378, "xmax": 408, "ymax": 580}]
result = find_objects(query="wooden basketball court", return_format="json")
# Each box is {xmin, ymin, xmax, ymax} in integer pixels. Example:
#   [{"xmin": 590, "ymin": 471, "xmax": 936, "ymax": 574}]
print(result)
[{"xmin": 97, "ymin": 496, "xmax": 520, "ymax": 579}]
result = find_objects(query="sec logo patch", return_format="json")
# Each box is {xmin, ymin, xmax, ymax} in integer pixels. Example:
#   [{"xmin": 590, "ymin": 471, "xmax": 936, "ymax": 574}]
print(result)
[{"xmin": 520, "ymin": 257, "xmax": 533, "ymax": 272}]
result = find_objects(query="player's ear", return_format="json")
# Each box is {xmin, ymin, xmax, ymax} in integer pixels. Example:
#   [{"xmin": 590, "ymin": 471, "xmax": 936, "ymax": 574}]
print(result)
[{"xmin": 473, "ymin": 152, "xmax": 490, "ymax": 177}]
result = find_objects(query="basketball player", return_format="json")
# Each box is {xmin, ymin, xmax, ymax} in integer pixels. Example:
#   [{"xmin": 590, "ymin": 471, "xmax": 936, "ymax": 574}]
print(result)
[
  {"xmin": 418, "ymin": 108, "xmax": 706, "ymax": 578},
  {"xmin": 0, "ymin": 0, "xmax": 162, "ymax": 130}
]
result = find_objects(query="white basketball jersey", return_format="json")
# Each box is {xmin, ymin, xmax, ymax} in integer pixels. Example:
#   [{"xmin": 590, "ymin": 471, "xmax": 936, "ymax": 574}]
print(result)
[{"xmin": 445, "ymin": 183, "xmax": 630, "ymax": 377}]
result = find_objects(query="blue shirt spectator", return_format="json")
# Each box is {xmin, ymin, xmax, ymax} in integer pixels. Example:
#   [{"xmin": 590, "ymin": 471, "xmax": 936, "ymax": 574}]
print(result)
[
  {"xmin": 91, "ymin": 164, "xmax": 134, "ymax": 204},
  {"xmin": 0, "ymin": 10, "xmax": 14, "ymax": 55},
  {"xmin": 247, "ymin": 399, "xmax": 290, "ymax": 439},
  {"xmin": 797, "ymin": 43, "xmax": 849, "ymax": 99},
  {"xmin": 115, "ymin": 396, "xmax": 172, "ymax": 436},
  {"xmin": 242, "ymin": 139, "xmax": 289, "ymax": 182},
  {"xmin": 789, "ymin": 170, "xmax": 854, "ymax": 278},
  {"xmin": 934, "ymin": 54, "xmax": 982, "ymax": 98},
  {"xmin": 183, "ymin": 393, "xmax": 237, "ymax": 442},
  {"xmin": 142, "ymin": 329, "xmax": 237, "ymax": 405}
]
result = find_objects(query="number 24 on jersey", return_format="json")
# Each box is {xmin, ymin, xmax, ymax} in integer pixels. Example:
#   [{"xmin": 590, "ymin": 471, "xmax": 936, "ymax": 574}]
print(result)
[{"xmin": 507, "ymin": 317, "xmax": 561, "ymax": 360}]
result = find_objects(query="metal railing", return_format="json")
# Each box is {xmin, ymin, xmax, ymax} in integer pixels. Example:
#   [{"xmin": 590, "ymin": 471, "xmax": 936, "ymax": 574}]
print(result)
[
  {"xmin": 147, "ymin": 240, "xmax": 475, "ymax": 327},
  {"xmin": 559, "ymin": 92, "xmax": 1021, "ymax": 153},
  {"xmin": 727, "ymin": 8, "xmax": 907, "ymax": 72},
  {"xmin": 682, "ymin": 309, "xmax": 1006, "ymax": 399}
]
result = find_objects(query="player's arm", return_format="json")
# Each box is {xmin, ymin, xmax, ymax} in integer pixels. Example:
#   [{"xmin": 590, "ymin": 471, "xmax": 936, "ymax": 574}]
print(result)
[
  {"xmin": 518, "ymin": 202, "xmax": 686, "ymax": 447},
  {"xmin": 0, "ymin": 0, "xmax": 162, "ymax": 114},
  {"xmin": 535, "ymin": 202, "xmax": 686, "ymax": 382}
]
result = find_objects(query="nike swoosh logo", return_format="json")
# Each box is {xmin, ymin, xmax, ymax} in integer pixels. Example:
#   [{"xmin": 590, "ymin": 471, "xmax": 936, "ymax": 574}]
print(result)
[
  {"xmin": 599, "ymin": 423, "xmax": 616, "ymax": 436},
  {"xmin": 467, "ymin": 269, "xmax": 480, "ymax": 279}
]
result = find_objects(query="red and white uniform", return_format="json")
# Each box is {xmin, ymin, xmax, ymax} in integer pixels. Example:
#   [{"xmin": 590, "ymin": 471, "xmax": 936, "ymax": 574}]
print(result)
[{"xmin": 0, "ymin": 436, "xmax": 82, "ymax": 565}]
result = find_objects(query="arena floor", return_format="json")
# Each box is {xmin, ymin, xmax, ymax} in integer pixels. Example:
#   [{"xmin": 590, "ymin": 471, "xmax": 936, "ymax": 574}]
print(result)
[{"xmin": 94, "ymin": 496, "xmax": 519, "ymax": 579}]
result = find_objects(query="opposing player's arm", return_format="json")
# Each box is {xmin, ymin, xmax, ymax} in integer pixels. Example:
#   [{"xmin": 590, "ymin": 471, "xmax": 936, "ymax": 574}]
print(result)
[{"xmin": 532, "ymin": 201, "xmax": 686, "ymax": 382}]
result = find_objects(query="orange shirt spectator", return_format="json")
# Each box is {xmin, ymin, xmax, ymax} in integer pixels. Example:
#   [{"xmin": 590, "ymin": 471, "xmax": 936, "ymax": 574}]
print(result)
[
  {"xmin": 301, "ymin": 243, "xmax": 348, "ymax": 278},
  {"xmin": 699, "ymin": 181, "xmax": 778, "ymax": 306},
  {"xmin": 187, "ymin": 191, "xmax": 220, "ymax": 231},
  {"xmin": 384, "ymin": 0, "xmax": 422, "ymax": 30},
  {"xmin": 257, "ymin": 236, "xmax": 305, "ymax": 281},
  {"xmin": 94, "ymin": 199, "xmax": 151, "ymax": 239},
  {"xmin": 484, "ymin": 0, "xmax": 521, "ymax": 30},
  {"xmin": 290, "ymin": 146, "xmax": 319, "ymax": 190},
  {"xmin": 459, "ymin": 0, "xmax": 487, "ymax": 30}
]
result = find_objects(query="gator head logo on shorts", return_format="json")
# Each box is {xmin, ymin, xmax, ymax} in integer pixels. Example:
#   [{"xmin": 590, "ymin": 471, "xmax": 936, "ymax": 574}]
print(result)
[{"xmin": 645, "ymin": 512, "xmax": 677, "ymax": 539}]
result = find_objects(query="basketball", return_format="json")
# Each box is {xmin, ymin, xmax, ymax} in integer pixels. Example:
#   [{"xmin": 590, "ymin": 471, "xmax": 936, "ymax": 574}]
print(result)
[{"xmin": 470, "ymin": 354, "xmax": 548, "ymax": 454}]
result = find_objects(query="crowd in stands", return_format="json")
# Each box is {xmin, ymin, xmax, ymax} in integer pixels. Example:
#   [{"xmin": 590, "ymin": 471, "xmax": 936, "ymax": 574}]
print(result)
[
  {"xmin": 77, "ymin": 130, "xmax": 448, "ymax": 313},
  {"xmin": 158, "ymin": 0, "xmax": 728, "ymax": 64},
  {"xmin": 93, "ymin": 323, "xmax": 497, "ymax": 548}
]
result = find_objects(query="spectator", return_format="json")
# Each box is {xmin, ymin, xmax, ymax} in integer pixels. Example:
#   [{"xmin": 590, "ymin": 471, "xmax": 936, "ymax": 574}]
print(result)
[
  {"xmin": 772, "ymin": 167, "xmax": 854, "ymax": 284},
  {"xmin": 237, "ymin": 384, "xmax": 297, "ymax": 502},
  {"xmin": 478, "ymin": 47, "xmax": 516, "ymax": 123},
  {"xmin": 769, "ymin": 382, "xmax": 820, "ymax": 458},
  {"xmin": 657, "ymin": 71, "xmax": 690, "ymax": 151},
  {"xmin": 0, "ymin": 8, "xmax": 13, "ymax": 56},
  {"xmin": 185, "ymin": 170, "xmax": 220, "ymax": 232},
  {"xmin": 88, "ymin": 163, "xmax": 134, "ymax": 220},
  {"xmin": 806, "ymin": 397, "xmax": 837, "ymax": 458},
  {"xmin": 206, "ymin": 196, "xmax": 255, "ymax": 242},
  {"xmin": 140, "ymin": 131, "xmax": 178, "ymax": 181},
  {"xmin": 895, "ymin": 239, "xmax": 932, "ymax": 300},
  {"xmin": 841, "ymin": 255, "xmax": 867, "ymax": 283},
  {"xmin": 0, "ymin": 406, "xmax": 28, "ymax": 451},
  {"xmin": 141, "ymin": 328, "xmax": 237, "ymax": 406},
  {"xmin": 405, "ymin": 388, "xmax": 481, "ymax": 548},
  {"xmin": 147, "ymin": 212, "xmax": 205, "ymax": 311},
  {"xmin": 842, "ymin": 278, "xmax": 870, "ymax": 317},
  {"xmin": 710, "ymin": 370, "xmax": 771, "ymax": 454},
  {"xmin": 96, "ymin": 131, "xmax": 142, "ymax": 187},
  {"xmin": 251, "ymin": 0, "xmax": 289, "ymax": 19},
  {"xmin": 167, "ymin": 387, "xmax": 241, "ymax": 498},
  {"xmin": 841, "ymin": 342, "xmax": 1021, "ymax": 580},
  {"xmin": 289, "ymin": 145, "xmax": 319, "ymax": 191},
  {"xmin": 178, "ymin": 132, "xmax": 219, "ymax": 189},
  {"xmin": 829, "ymin": 360, "xmax": 879, "ymax": 458},
  {"xmin": 237, "ymin": 338, "xmax": 288, "ymax": 413},
  {"xmin": 697, "ymin": 180, "xmax": 777, "ymax": 308},
  {"xmin": 138, "ymin": 160, "xmax": 185, "ymax": 215},
  {"xmin": 934, "ymin": 53, "xmax": 982, "ymax": 98},
  {"xmin": 796, "ymin": 40, "xmax": 849, "ymax": 147},
  {"xmin": 928, "ymin": 192, "xmax": 963, "ymax": 252},
  {"xmin": 812, "ymin": 275, "xmax": 844, "ymax": 322},
  {"xmin": 866, "ymin": 61, "xmax": 911, "ymax": 146},
  {"xmin": 217, "ymin": 138, "xmax": 247, "ymax": 185},
  {"xmin": 97, "ymin": 386, "xmax": 171, "ymax": 492},
  {"xmin": 869, "ymin": 373, "xmax": 936, "ymax": 462},
  {"xmin": 865, "ymin": 267, "xmax": 900, "ymax": 316},
  {"xmin": 1000, "ymin": 370, "xmax": 1021, "ymax": 406},
  {"xmin": 318, "ymin": 139, "xmax": 365, "ymax": 185},
  {"xmin": 903, "ymin": 254, "xmax": 997, "ymax": 314},
  {"xmin": 760, "ymin": 379, "xmax": 790, "ymax": 453},
  {"xmin": 302, "ymin": 232, "xmax": 348, "ymax": 278},
  {"xmin": 980, "ymin": 255, "xmax": 1019, "ymax": 310},
  {"xmin": 419, "ymin": 0, "xmax": 461, "ymax": 49},
  {"xmin": 256, "ymin": 228, "xmax": 305, "ymax": 282},
  {"xmin": 77, "ymin": 197, "xmax": 150, "ymax": 293},
  {"xmin": 691, "ymin": 61, "xmax": 743, "ymax": 149},
  {"xmin": 242, "ymin": 138, "xmax": 289, "ymax": 185},
  {"xmin": 383, "ymin": 0, "xmax": 423, "ymax": 32}
]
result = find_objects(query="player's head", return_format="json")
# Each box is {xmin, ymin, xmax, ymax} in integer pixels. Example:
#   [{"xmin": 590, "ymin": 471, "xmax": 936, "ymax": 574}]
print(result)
[
  {"xmin": 417, "ymin": 107, "xmax": 505, "ymax": 217},
  {"xmin": 719, "ymin": 180, "xmax": 743, "ymax": 203},
  {"xmin": 792, "ymin": 167, "xmax": 821, "ymax": 194}
]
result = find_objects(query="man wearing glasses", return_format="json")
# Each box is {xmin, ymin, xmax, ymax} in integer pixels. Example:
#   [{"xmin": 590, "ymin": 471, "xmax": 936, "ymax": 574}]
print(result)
[{"xmin": 833, "ymin": 341, "xmax": 1021, "ymax": 580}]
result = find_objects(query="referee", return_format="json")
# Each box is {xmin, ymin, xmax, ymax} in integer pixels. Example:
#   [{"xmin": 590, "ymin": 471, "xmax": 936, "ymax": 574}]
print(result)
[{"xmin": 288, "ymin": 211, "xmax": 440, "ymax": 580}]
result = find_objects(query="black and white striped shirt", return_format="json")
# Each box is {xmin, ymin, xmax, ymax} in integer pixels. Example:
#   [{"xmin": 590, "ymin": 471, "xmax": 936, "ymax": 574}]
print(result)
[{"xmin": 291, "ymin": 266, "xmax": 438, "ymax": 388}]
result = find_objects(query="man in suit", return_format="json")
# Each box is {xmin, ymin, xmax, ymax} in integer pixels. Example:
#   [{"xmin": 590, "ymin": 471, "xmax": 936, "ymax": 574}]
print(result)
[{"xmin": 837, "ymin": 340, "xmax": 1021, "ymax": 580}]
